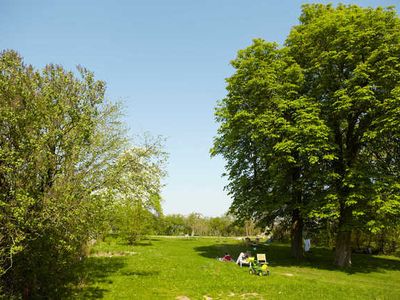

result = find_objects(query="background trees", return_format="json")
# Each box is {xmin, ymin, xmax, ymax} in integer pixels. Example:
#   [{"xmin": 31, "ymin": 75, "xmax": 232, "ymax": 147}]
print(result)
[
  {"xmin": 157, "ymin": 213, "xmax": 252, "ymax": 237},
  {"xmin": 106, "ymin": 138, "xmax": 167, "ymax": 244},
  {"xmin": 213, "ymin": 4, "xmax": 400, "ymax": 267},
  {"xmin": 161, "ymin": 214, "xmax": 190, "ymax": 236}
]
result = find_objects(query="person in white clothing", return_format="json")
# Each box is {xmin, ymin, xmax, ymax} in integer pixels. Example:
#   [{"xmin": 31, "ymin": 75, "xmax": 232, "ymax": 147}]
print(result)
[
  {"xmin": 304, "ymin": 239, "xmax": 311, "ymax": 252},
  {"xmin": 236, "ymin": 252, "xmax": 250, "ymax": 267}
]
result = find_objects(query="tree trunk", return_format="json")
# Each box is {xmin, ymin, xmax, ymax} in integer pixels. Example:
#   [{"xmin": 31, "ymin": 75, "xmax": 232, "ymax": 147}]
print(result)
[
  {"xmin": 291, "ymin": 208, "xmax": 304, "ymax": 260},
  {"xmin": 353, "ymin": 229, "xmax": 361, "ymax": 251},
  {"xmin": 334, "ymin": 230, "xmax": 352, "ymax": 267},
  {"xmin": 23, "ymin": 287, "xmax": 30, "ymax": 300},
  {"xmin": 334, "ymin": 206, "xmax": 352, "ymax": 267},
  {"xmin": 327, "ymin": 221, "xmax": 334, "ymax": 249},
  {"xmin": 378, "ymin": 232, "xmax": 386, "ymax": 254}
]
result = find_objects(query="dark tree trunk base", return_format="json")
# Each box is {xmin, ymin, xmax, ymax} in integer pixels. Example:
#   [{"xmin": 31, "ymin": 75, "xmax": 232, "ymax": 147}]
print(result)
[
  {"xmin": 291, "ymin": 208, "xmax": 304, "ymax": 260},
  {"xmin": 334, "ymin": 230, "xmax": 352, "ymax": 267}
]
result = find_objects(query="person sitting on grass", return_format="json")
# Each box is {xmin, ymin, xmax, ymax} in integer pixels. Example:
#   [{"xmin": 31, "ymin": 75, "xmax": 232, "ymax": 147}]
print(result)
[
  {"xmin": 218, "ymin": 253, "xmax": 233, "ymax": 262},
  {"xmin": 236, "ymin": 252, "xmax": 251, "ymax": 267}
]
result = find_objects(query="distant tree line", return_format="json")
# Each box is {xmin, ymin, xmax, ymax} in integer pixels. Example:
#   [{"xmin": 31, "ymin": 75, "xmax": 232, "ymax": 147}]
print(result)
[
  {"xmin": 104, "ymin": 211, "xmax": 263, "ymax": 238},
  {"xmin": 156, "ymin": 213, "xmax": 262, "ymax": 237}
]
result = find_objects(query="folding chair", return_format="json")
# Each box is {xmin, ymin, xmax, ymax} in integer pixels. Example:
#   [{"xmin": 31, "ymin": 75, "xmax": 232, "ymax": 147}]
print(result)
[{"xmin": 256, "ymin": 253, "xmax": 267, "ymax": 265}]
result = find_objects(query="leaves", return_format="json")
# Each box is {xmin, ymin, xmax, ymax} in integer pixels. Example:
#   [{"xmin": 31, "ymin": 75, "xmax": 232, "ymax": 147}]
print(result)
[
  {"xmin": 0, "ymin": 50, "xmax": 128, "ymax": 296},
  {"xmin": 105, "ymin": 137, "xmax": 167, "ymax": 243},
  {"xmin": 213, "ymin": 4, "xmax": 400, "ymax": 264}
]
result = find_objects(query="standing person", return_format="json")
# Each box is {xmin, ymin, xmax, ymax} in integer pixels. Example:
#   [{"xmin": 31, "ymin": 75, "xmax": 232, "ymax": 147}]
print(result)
[{"xmin": 304, "ymin": 239, "xmax": 311, "ymax": 252}]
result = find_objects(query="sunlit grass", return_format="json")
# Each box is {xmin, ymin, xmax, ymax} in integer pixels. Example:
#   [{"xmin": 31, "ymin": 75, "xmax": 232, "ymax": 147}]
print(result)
[{"xmin": 71, "ymin": 236, "xmax": 400, "ymax": 299}]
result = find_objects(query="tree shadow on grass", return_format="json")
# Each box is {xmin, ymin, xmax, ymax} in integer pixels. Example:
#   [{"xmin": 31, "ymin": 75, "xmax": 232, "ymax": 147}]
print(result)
[
  {"xmin": 68, "ymin": 256, "xmax": 126, "ymax": 299},
  {"xmin": 116, "ymin": 238, "xmax": 159, "ymax": 247},
  {"xmin": 69, "ymin": 256, "xmax": 160, "ymax": 299},
  {"xmin": 103, "ymin": 234, "xmax": 160, "ymax": 246},
  {"xmin": 134, "ymin": 237, "xmax": 162, "ymax": 245},
  {"xmin": 120, "ymin": 270, "xmax": 160, "ymax": 276},
  {"xmin": 147, "ymin": 237, "xmax": 161, "ymax": 242},
  {"xmin": 194, "ymin": 242, "xmax": 400, "ymax": 274}
]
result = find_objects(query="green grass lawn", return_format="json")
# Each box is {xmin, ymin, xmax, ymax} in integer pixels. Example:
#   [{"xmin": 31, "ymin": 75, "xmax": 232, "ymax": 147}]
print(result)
[{"xmin": 70, "ymin": 236, "xmax": 400, "ymax": 299}]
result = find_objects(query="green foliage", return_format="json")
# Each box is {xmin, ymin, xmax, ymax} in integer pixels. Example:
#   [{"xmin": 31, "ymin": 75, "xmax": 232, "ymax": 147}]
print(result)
[
  {"xmin": 157, "ymin": 213, "xmax": 251, "ymax": 237},
  {"xmin": 0, "ymin": 50, "xmax": 127, "ymax": 297},
  {"xmin": 287, "ymin": 4, "xmax": 400, "ymax": 266},
  {"xmin": 213, "ymin": 38, "xmax": 333, "ymax": 222},
  {"xmin": 213, "ymin": 4, "xmax": 400, "ymax": 266},
  {"xmin": 105, "ymin": 136, "xmax": 167, "ymax": 244},
  {"xmin": 161, "ymin": 214, "xmax": 190, "ymax": 235},
  {"xmin": 212, "ymin": 38, "xmax": 332, "ymax": 260},
  {"xmin": 185, "ymin": 212, "xmax": 208, "ymax": 236},
  {"xmin": 208, "ymin": 215, "xmax": 235, "ymax": 236}
]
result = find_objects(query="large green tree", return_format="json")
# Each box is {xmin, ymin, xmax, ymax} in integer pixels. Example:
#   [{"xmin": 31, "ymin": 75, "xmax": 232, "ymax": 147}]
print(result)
[
  {"xmin": 0, "ymin": 50, "xmax": 126, "ymax": 296},
  {"xmin": 213, "ymin": 4, "xmax": 400, "ymax": 267},
  {"xmin": 212, "ymin": 40, "xmax": 332, "ymax": 259},
  {"xmin": 287, "ymin": 4, "xmax": 400, "ymax": 267}
]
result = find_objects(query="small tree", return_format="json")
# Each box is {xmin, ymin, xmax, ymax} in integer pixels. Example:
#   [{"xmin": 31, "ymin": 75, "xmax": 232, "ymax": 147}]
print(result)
[
  {"xmin": 186, "ymin": 213, "xmax": 207, "ymax": 236},
  {"xmin": 108, "ymin": 137, "xmax": 167, "ymax": 244},
  {"xmin": 161, "ymin": 214, "xmax": 189, "ymax": 236}
]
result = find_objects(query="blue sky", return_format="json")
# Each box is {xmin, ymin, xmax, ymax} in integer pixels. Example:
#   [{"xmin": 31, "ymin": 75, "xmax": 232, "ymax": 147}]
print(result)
[{"xmin": 1, "ymin": 0, "xmax": 398, "ymax": 216}]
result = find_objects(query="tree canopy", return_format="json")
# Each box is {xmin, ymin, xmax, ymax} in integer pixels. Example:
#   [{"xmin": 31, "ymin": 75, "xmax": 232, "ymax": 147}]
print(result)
[
  {"xmin": 213, "ymin": 4, "xmax": 400, "ymax": 267},
  {"xmin": 0, "ymin": 50, "xmax": 167, "ymax": 297}
]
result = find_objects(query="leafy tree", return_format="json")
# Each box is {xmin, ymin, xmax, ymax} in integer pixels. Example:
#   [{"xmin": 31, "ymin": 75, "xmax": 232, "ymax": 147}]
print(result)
[
  {"xmin": 186, "ymin": 213, "xmax": 208, "ymax": 236},
  {"xmin": 209, "ymin": 215, "xmax": 235, "ymax": 236},
  {"xmin": 213, "ymin": 4, "xmax": 400, "ymax": 267},
  {"xmin": 287, "ymin": 4, "xmax": 400, "ymax": 267},
  {"xmin": 161, "ymin": 214, "xmax": 189, "ymax": 235},
  {"xmin": 212, "ymin": 40, "xmax": 332, "ymax": 259},
  {"xmin": 0, "ymin": 50, "xmax": 126, "ymax": 296},
  {"xmin": 107, "ymin": 137, "xmax": 167, "ymax": 244}
]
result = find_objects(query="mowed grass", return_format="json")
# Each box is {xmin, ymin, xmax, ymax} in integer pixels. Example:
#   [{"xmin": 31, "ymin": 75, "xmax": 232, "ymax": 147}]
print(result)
[{"xmin": 71, "ymin": 236, "xmax": 400, "ymax": 299}]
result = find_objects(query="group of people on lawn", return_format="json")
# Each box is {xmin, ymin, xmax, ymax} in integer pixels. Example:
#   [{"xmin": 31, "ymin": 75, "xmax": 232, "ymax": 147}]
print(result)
[
  {"xmin": 218, "ymin": 236, "xmax": 262, "ymax": 265},
  {"xmin": 219, "ymin": 251, "xmax": 252, "ymax": 267}
]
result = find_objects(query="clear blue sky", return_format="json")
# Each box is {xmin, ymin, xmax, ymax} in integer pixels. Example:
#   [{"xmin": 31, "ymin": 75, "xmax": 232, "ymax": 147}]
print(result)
[{"xmin": 1, "ymin": 0, "xmax": 398, "ymax": 216}]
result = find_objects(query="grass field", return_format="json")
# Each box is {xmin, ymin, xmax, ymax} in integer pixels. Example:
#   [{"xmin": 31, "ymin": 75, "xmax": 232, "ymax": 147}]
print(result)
[{"xmin": 70, "ymin": 236, "xmax": 400, "ymax": 299}]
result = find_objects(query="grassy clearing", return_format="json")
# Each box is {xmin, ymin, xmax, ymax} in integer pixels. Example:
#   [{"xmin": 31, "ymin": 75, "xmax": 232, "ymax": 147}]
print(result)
[{"xmin": 70, "ymin": 236, "xmax": 400, "ymax": 299}]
